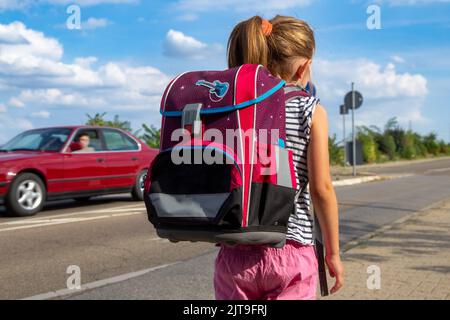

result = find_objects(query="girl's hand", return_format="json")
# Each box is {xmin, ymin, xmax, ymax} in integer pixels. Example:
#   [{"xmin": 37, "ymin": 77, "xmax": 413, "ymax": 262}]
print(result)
[{"xmin": 326, "ymin": 254, "xmax": 344, "ymax": 294}]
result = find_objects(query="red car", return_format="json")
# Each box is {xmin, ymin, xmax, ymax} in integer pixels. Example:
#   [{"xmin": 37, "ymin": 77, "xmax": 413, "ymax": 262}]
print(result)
[{"xmin": 0, "ymin": 126, "xmax": 158, "ymax": 217}]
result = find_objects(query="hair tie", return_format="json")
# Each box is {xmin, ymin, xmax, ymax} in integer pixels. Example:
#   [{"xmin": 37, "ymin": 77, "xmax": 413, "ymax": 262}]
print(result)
[{"xmin": 261, "ymin": 19, "xmax": 273, "ymax": 36}]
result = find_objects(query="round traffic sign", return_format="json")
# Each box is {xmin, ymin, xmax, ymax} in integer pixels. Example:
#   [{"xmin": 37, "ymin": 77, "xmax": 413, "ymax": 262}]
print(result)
[{"xmin": 344, "ymin": 91, "xmax": 363, "ymax": 110}]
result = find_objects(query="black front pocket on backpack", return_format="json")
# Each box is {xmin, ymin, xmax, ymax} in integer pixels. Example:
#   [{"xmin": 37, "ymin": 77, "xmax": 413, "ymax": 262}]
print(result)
[{"xmin": 145, "ymin": 145, "xmax": 243, "ymax": 227}]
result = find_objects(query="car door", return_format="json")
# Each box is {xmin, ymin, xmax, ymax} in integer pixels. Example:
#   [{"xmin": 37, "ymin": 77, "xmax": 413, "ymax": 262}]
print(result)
[
  {"xmin": 61, "ymin": 128, "xmax": 107, "ymax": 194},
  {"xmin": 99, "ymin": 128, "xmax": 141, "ymax": 190}
]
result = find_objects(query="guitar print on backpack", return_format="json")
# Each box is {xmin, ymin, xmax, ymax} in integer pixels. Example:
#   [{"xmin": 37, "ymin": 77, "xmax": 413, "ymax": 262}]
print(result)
[{"xmin": 195, "ymin": 80, "xmax": 230, "ymax": 102}]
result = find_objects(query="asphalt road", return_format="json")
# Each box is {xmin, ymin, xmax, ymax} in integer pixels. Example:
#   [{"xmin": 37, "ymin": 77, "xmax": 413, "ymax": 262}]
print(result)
[{"xmin": 1, "ymin": 157, "xmax": 449, "ymax": 300}]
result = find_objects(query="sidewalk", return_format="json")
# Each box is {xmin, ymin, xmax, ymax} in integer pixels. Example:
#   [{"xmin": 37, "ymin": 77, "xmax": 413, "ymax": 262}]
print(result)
[
  {"xmin": 330, "ymin": 155, "xmax": 450, "ymax": 181},
  {"xmin": 322, "ymin": 197, "xmax": 450, "ymax": 300}
]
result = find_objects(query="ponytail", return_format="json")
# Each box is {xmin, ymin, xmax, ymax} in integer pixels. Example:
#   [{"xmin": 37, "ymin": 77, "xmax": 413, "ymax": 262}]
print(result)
[
  {"xmin": 227, "ymin": 16, "xmax": 269, "ymax": 68},
  {"xmin": 227, "ymin": 15, "xmax": 316, "ymax": 81}
]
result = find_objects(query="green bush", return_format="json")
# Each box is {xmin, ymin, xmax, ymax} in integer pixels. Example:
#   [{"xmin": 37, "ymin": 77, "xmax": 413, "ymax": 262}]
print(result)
[
  {"xmin": 328, "ymin": 134, "xmax": 344, "ymax": 166},
  {"xmin": 378, "ymin": 134, "xmax": 397, "ymax": 160},
  {"xmin": 438, "ymin": 140, "xmax": 450, "ymax": 155},
  {"xmin": 422, "ymin": 133, "xmax": 440, "ymax": 156},
  {"xmin": 384, "ymin": 118, "xmax": 404, "ymax": 155},
  {"xmin": 356, "ymin": 126, "xmax": 379, "ymax": 164},
  {"xmin": 399, "ymin": 132, "xmax": 418, "ymax": 159}
]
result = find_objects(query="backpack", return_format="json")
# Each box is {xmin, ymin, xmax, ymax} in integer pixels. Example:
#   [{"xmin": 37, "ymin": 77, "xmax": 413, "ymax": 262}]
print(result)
[{"xmin": 143, "ymin": 63, "xmax": 309, "ymax": 248}]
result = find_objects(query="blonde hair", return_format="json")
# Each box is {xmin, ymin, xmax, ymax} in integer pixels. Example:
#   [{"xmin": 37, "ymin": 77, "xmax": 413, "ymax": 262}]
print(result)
[{"xmin": 227, "ymin": 15, "xmax": 315, "ymax": 81}]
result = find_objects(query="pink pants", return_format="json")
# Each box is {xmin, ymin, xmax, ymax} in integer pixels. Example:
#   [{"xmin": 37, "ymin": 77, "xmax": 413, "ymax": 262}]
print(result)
[{"xmin": 214, "ymin": 240, "xmax": 318, "ymax": 300}]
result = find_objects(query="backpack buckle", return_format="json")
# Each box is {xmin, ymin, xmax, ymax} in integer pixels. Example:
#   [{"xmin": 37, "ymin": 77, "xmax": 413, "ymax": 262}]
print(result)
[{"xmin": 182, "ymin": 103, "xmax": 203, "ymax": 138}]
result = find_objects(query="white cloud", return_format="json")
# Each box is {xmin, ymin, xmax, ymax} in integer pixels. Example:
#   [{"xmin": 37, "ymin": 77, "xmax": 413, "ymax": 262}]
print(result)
[
  {"xmin": 14, "ymin": 89, "xmax": 94, "ymax": 107},
  {"xmin": 173, "ymin": 0, "xmax": 312, "ymax": 14},
  {"xmin": 46, "ymin": 0, "xmax": 138, "ymax": 4},
  {"xmin": 0, "ymin": 113, "xmax": 34, "ymax": 143},
  {"xmin": 8, "ymin": 97, "xmax": 25, "ymax": 108},
  {"xmin": 0, "ymin": 0, "xmax": 26, "ymax": 11},
  {"xmin": 17, "ymin": 118, "xmax": 33, "ymax": 129},
  {"xmin": 0, "ymin": 21, "xmax": 63, "ymax": 61},
  {"xmin": 82, "ymin": 18, "xmax": 111, "ymax": 30},
  {"xmin": 0, "ymin": 114, "xmax": 33, "ymax": 129},
  {"xmin": 345, "ymin": 98, "xmax": 431, "ymax": 130},
  {"xmin": 7, "ymin": 62, "xmax": 172, "ymax": 111},
  {"xmin": 0, "ymin": 0, "xmax": 138, "ymax": 11},
  {"xmin": 391, "ymin": 55, "xmax": 406, "ymax": 64},
  {"xmin": 163, "ymin": 29, "xmax": 222, "ymax": 60},
  {"xmin": 176, "ymin": 13, "xmax": 199, "ymax": 22},
  {"xmin": 0, "ymin": 21, "xmax": 172, "ymax": 112},
  {"xmin": 314, "ymin": 58, "xmax": 427, "ymax": 100},
  {"xmin": 314, "ymin": 58, "xmax": 430, "ymax": 131},
  {"xmin": 0, "ymin": 28, "xmax": 28, "ymax": 44},
  {"xmin": 0, "ymin": 21, "xmax": 173, "ymax": 143},
  {"xmin": 378, "ymin": 0, "xmax": 450, "ymax": 5},
  {"xmin": 74, "ymin": 56, "xmax": 98, "ymax": 68},
  {"xmin": 31, "ymin": 110, "xmax": 51, "ymax": 119}
]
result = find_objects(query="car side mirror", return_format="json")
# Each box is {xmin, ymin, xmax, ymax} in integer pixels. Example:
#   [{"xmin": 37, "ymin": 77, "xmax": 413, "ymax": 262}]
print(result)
[{"xmin": 69, "ymin": 142, "xmax": 83, "ymax": 152}]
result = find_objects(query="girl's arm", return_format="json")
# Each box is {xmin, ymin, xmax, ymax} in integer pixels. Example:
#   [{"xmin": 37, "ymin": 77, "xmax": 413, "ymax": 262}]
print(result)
[{"xmin": 307, "ymin": 103, "xmax": 344, "ymax": 294}]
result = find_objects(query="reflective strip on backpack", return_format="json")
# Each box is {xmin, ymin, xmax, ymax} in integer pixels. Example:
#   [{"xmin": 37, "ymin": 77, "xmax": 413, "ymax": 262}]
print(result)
[{"xmin": 149, "ymin": 193, "xmax": 230, "ymax": 219}]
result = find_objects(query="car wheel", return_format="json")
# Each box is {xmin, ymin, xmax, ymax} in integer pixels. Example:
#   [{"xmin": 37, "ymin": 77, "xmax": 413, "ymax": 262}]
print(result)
[
  {"xmin": 5, "ymin": 173, "xmax": 46, "ymax": 217},
  {"xmin": 131, "ymin": 170, "xmax": 147, "ymax": 201}
]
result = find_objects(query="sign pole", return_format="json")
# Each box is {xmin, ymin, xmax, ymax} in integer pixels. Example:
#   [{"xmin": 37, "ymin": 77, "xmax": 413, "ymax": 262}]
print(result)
[
  {"xmin": 344, "ymin": 85, "xmax": 362, "ymax": 175},
  {"xmin": 352, "ymin": 82, "xmax": 356, "ymax": 176},
  {"xmin": 343, "ymin": 112, "xmax": 346, "ymax": 167}
]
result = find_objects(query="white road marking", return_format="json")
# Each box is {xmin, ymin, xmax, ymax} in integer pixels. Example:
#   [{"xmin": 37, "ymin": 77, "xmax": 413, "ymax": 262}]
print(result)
[
  {"xmin": 0, "ymin": 204, "xmax": 145, "ymax": 226},
  {"xmin": 0, "ymin": 211, "xmax": 144, "ymax": 233},
  {"xmin": 2, "ymin": 210, "xmax": 144, "ymax": 226},
  {"xmin": 426, "ymin": 167, "xmax": 450, "ymax": 173},
  {"xmin": 22, "ymin": 262, "xmax": 180, "ymax": 300}
]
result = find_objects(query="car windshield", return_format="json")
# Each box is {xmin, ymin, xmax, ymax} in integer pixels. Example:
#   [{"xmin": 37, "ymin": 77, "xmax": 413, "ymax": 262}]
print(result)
[{"xmin": 0, "ymin": 128, "xmax": 73, "ymax": 152}]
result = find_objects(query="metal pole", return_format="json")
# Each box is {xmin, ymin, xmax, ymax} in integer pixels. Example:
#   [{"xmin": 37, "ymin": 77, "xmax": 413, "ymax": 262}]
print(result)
[
  {"xmin": 352, "ymin": 82, "xmax": 356, "ymax": 176},
  {"xmin": 343, "ymin": 113, "xmax": 346, "ymax": 167}
]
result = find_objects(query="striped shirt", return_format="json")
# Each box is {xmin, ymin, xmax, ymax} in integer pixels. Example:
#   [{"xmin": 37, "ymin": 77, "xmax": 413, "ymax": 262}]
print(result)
[{"xmin": 284, "ymin": 95, "xmax": 319, "ymax": 245}]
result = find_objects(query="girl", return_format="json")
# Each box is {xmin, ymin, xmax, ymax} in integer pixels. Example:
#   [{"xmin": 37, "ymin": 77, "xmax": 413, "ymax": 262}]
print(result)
[{"xmin": 214, "ymin": 15, "xmax": 344, "ymax": 300}]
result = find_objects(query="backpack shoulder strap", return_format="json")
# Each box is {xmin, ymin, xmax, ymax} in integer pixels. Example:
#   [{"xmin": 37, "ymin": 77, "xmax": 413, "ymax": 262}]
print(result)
[{"xmin": 284, "ymin": 84, "xmax": 310, "ymax": 104}]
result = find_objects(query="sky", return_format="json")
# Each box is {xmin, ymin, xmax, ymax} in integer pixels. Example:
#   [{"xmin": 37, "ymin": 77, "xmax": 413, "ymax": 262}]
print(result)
[{"xmin": 0, "ymin": 0, "xmax": 449, "ymax": 144}]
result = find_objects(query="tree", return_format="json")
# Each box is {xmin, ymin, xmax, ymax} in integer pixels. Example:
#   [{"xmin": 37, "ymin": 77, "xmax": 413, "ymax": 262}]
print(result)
[
  {"xmin": 106, "ymin": 115, "xmax": 132, "ymax": 132},
  {"xmin": 140, "ymin": 124, "xmax": 161, "ymax": 149},
  {"xmin": 384, "ymin": 117, "xmax": 399, "ymax": 132},
  {"xmin": 86, "ymin": 112, "xmax": 107, "ymax": 126},
  {"xmin": 85, "ymin": 113, "xmax": 132, "ymax": 132}
]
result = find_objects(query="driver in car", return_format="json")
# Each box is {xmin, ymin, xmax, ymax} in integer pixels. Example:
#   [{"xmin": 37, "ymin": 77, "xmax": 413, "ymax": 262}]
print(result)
[{"xmin": 74, "ymin": 133, "xmax": 95, "ymax": 153}]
